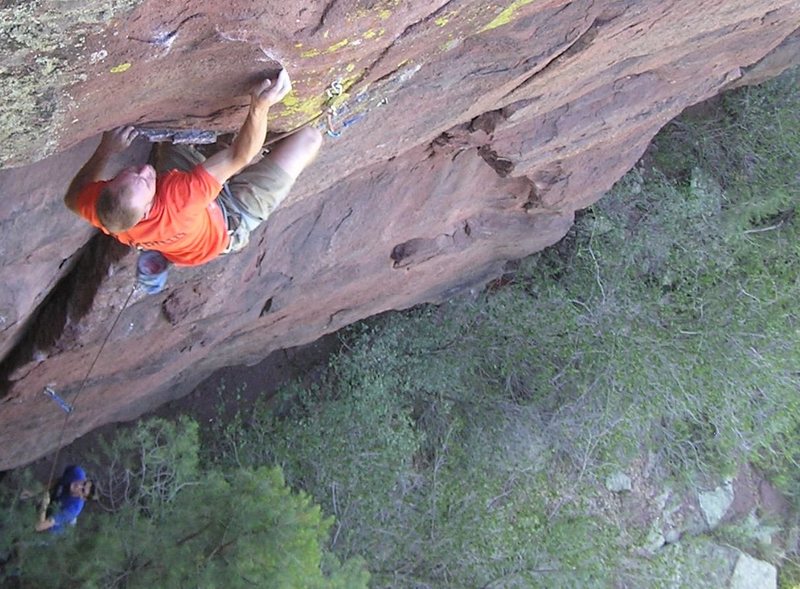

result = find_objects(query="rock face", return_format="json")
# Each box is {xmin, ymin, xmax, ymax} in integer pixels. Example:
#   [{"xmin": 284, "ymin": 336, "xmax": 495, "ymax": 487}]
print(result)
[{"xmin": 1, "ymin": 0, "xmax": 798, "ymax": 469}]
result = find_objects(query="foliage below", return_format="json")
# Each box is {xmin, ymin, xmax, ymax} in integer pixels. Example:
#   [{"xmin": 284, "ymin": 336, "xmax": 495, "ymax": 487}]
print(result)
[
  {"xmin": 0, "ymin": 418, "xmax": 369, "ymax": 589},
  {"xmin": 207, "ymin": 68, "xmax": 800, "ymax": 587}
]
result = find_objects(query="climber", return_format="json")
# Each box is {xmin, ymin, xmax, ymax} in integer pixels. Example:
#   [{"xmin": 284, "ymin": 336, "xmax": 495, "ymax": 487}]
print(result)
[
  {"xmin": 35, "ymin": 465, "xmax": 95, "ymax": 533},
  {"xmin": 64, "ymin": 67, "xmax": 323, "ymax": 267}
]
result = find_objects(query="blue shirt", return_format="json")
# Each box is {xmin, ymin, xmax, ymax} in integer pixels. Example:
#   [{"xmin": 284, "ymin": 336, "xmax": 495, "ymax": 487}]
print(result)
[{"xmin": 49, "ymin": 465, "xmax": 87, "ymax": 533}]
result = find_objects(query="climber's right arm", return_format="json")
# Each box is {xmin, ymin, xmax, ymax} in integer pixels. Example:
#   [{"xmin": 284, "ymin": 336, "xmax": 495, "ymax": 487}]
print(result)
[{"xmin": 203, "ymin": 69, "xmax": 292, "ymax": 185}]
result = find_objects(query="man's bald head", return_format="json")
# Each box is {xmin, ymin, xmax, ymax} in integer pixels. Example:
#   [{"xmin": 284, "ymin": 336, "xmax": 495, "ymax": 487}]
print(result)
[{"xmin": 96, "ymin": 165, "xmax": 157, "ymax": 232}]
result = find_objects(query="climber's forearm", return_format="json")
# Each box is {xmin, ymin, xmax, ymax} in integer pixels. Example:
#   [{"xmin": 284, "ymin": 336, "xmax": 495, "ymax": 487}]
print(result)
[{"xmin": 230, "ymin": 101, "xmax": 270, "ymax": 167}]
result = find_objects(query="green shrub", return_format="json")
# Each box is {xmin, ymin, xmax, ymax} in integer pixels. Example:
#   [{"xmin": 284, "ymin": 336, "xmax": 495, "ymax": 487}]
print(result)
[{"xmin": 0, "ymin": 418, "xmax": 369, "ymax": 589}]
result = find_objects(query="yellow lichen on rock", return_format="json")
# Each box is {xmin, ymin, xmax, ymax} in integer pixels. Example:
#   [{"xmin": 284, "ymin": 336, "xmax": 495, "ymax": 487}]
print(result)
[
  {"xmin": 279, "ymin": 91, "xmax": 324, "ymax": 119},
  {"xmin": 480, "ymin": 0, "xmax": 536, "ymax": 32},
  {"xmin": 109, "ymin": 62, "xmax": 132, "ymax": 73},
  {"xmin": 362, "ymin": 28, "xmax": 386, "ymax": 40},
  {"xmin": 325, "ymin": 39, "xmax": 351, "ymax": 53}
]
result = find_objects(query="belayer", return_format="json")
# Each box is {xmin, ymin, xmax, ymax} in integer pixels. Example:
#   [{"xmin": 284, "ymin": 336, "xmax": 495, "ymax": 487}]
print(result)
[{"xmin": 35, "ymin": 465, "xmax": 96, "ymax": 533}]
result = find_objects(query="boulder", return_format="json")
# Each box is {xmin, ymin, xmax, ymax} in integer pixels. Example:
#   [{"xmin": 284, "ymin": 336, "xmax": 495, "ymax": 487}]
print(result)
[
  {"xmin": 699, "ymin": 482, "xmax": 735, "ymax": 529},
  {"xmin": 729, "ymin": 552, "xmax": 777, "ymax": 589}
]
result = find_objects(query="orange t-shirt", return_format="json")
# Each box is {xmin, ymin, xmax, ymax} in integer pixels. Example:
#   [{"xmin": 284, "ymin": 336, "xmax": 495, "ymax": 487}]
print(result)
[{"xmin": 75, "ymin": 165, "xmax": 229, "ymax": 266}]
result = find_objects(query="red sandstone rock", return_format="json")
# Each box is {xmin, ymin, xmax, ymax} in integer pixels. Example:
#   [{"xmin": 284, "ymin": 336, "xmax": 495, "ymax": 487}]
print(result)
[{"xmin": 0, "ymin": 0, "xmax": 798, "ymax": 468}]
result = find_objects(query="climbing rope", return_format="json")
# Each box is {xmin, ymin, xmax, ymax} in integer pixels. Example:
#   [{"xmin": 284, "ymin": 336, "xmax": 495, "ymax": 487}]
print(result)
[{"xmin": 44, "ymin": 283, "xmax": 138, "ymax": 490}]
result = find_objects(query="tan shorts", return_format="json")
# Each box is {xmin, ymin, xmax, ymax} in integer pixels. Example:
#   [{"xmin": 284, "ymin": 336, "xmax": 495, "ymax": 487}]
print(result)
[{"xmin": 154, "ymin": 144, "xmax": 294, "ymax": 253}]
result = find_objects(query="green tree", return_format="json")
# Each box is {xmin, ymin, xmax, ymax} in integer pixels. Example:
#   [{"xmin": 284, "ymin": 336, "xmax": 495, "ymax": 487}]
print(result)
[{"xmin": 1, "ymin": 418, "xmax": 368, "ymax": 589}]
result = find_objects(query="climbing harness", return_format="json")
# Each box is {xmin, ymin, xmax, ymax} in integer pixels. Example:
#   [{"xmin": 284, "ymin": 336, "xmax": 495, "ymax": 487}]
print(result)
[{"xmin": 44, "ymin": 284, "xmax": 138, "ymax": 490}]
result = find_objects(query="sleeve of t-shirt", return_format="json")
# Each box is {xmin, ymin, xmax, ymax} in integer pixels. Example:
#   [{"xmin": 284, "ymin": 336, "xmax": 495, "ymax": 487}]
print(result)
[
  {"xmin": 51, "ymin": 497, "xmax": 84, "ymax": 529},
  {"xmin": 163, "ymin": 165, "xmax": 223, "ymax": 212},
  {"xmin": 73, "ymin": 181, "xmax": 110, "ymax": 230}
]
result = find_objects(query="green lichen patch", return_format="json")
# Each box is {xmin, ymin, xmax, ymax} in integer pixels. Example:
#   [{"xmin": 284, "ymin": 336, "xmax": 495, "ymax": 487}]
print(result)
[{"xmin": 0, "ymin": 0, "xmax": 141, "ymax": 167}]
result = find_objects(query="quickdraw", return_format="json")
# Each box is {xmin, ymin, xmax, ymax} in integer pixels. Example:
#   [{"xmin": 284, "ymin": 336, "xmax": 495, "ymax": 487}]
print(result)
[
  {"xmin": 43, "ymin": 386, "xmax": 73, "ymax": 414},
  {"xmin": 325, "ymin": 80, "xmax": 343, "ymax": 99}
]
